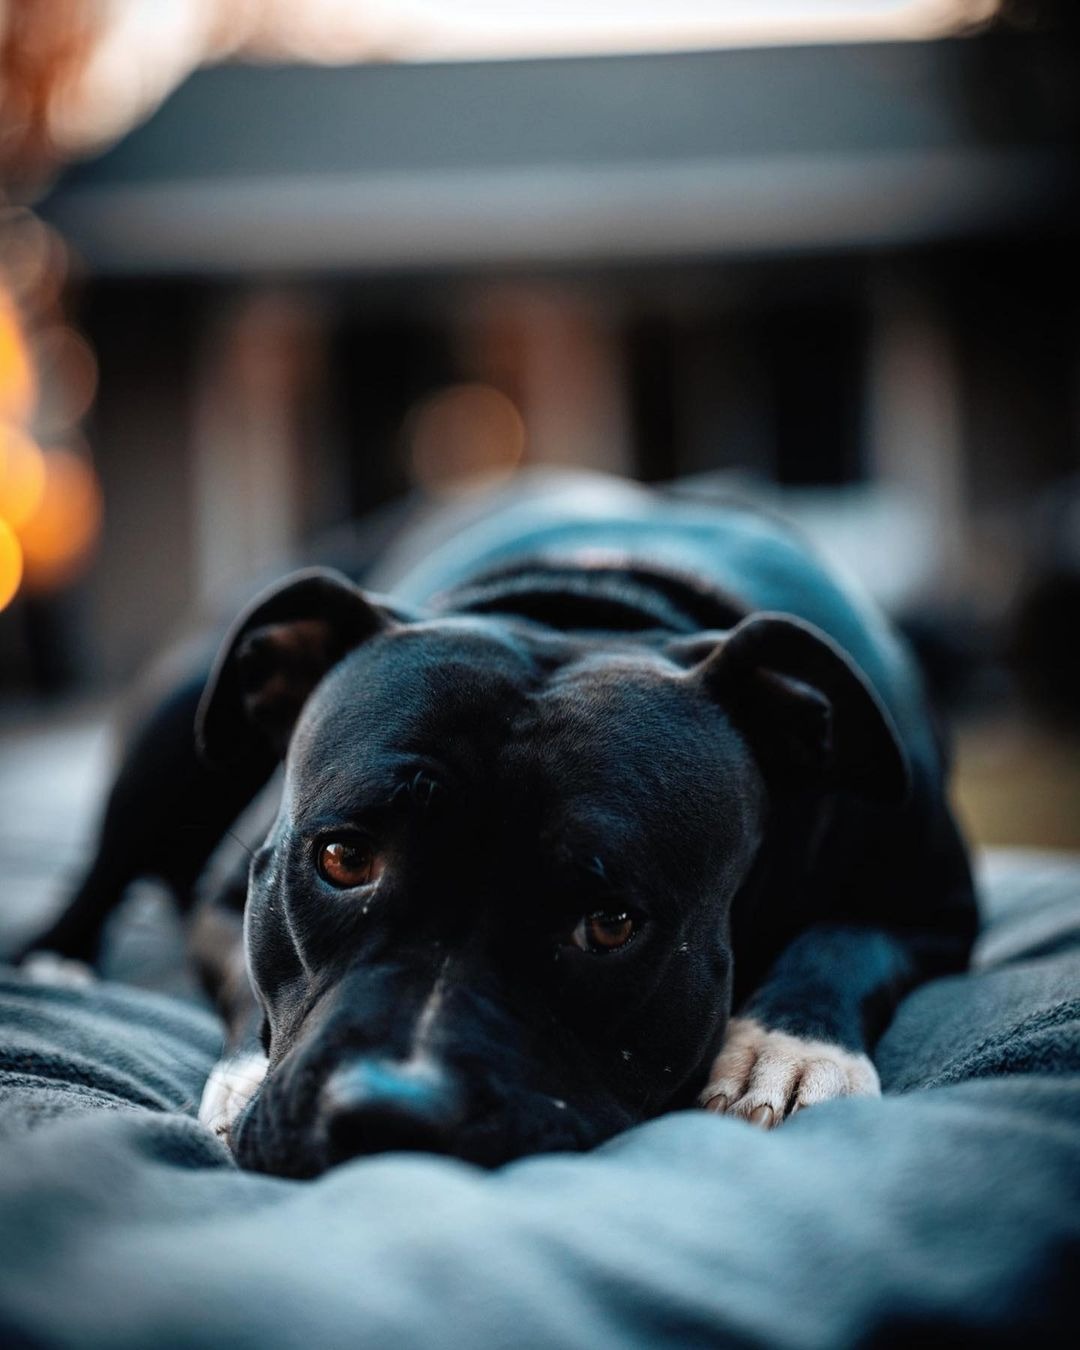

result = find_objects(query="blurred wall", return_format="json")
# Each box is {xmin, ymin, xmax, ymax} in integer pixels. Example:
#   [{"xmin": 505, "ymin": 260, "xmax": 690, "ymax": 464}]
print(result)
[{"xmin": 1, "ymin": 31, "xmax": 1076, "ymax": 694}]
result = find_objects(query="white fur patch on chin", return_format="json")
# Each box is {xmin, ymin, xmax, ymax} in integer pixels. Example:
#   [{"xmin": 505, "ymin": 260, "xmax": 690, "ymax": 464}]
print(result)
[
  {"xmin": 700, "ymin": 1016, "xmax": 880, "ymax": 1128},
  {"xmin": 198, "ymin": 1051, "xmax": 269, "ymax": 1141}
]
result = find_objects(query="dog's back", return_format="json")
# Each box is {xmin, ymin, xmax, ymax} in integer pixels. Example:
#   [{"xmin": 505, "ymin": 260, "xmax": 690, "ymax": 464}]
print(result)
[{"xmin": 375, "ymin": 470, "xmax": 937, "ymax": 778}]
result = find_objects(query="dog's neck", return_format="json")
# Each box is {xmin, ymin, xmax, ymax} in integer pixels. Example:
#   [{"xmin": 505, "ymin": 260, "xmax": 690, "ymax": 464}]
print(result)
[{"xmin": 435, "ymin": 557, "xmax": 747, "ymax": 639}]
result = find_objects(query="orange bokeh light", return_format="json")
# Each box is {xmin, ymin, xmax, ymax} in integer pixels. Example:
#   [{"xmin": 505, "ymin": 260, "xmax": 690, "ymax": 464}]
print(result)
[
  {"xmin": 0, "ymin": 422, "xmax": 47, "ymax": 528},
  {"xmin": 0, "ymin": 518, "xmax": 23, "ymax": 612},
  {"xmin": 407, "ymin": 382, "xmax": 526, "ymax": 492},
  {"xmin": 0, "ymin": 297, "xmax": 37, "ymax": 424},
  {"xmin": 33, "ymin": 325, "xmax": 100, "ymax": 434},
  {"xmin": 17, "ymin": 447, "xmax": 103, "ymax": 592}
]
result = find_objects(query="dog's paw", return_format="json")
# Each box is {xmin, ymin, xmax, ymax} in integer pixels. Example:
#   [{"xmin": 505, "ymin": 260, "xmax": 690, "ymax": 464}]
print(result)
[
  {"xmin": 700, "ymin": 1016, "xmax": 879, "ymax": 1128},
  {"xmin": 19, "ymin": 951, "xmax": 98, "ymax": 988},
  {"xmin": 198, "ymin": 1051, "xmax": 269, "ymax": 1140}
]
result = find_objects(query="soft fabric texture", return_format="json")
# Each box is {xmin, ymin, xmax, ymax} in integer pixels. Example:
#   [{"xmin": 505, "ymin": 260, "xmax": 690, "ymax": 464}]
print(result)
[
  {"xmin": 0, "ymin": 850, "xmax": 1077, "ymax": 1348},
  {"xmin": 0, "ymin": 977, "xmax": 220, "ymax": 1139}
]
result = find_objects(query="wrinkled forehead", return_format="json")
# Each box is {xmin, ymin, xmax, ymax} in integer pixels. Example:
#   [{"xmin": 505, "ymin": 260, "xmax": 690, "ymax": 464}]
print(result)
[
  {"xmin": 527, "ymin": 654, "xmax": 714, "ymax": 780},
  {"xmin": 284, "ymin": 626, "xmax": 757, "ymax": 858},
  {"xmin": 520, "ymin": 657, "xmax": 757, "ymax": 851},
  {"xmin": 286, "ymin": 618, "xmax": 540, "ymax": 794}
]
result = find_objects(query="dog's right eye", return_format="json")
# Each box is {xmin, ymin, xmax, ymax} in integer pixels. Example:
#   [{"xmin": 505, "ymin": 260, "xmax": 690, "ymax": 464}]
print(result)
[
  {"xmin": 568, "ymin": 910, "xmax": 637, "ymax": 954},
  {"xmin": 317, "ymin": 840, "xmax": 385, "ymax": 890}
]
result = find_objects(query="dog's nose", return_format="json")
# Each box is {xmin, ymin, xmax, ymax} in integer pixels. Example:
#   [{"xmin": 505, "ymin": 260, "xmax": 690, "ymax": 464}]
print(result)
[{"xmin": 320, "ymin": 1057, "xmax": 462, "ymax": 1161}]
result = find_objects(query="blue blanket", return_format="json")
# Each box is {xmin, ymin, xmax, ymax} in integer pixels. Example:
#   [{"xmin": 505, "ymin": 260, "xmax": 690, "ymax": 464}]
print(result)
[{"xmin": 0, "ymin": 851, "xmax": 1077, "ymax": 1347}]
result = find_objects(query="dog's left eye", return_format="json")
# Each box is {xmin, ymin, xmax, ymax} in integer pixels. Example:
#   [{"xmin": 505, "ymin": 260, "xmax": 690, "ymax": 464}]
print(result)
[
  {"xmin": 317, "ymin": 840, "xmax": 385, "ymax": 890},
  {"xmin": 568, "ymin": 910, "xmax": 637, "ymax": 954}
]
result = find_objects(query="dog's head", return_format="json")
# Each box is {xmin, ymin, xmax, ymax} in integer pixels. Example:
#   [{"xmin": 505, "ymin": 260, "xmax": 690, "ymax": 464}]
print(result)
[{"xmin": 198, "ymin": 568, "xmax": 907, "ymax": 1176}]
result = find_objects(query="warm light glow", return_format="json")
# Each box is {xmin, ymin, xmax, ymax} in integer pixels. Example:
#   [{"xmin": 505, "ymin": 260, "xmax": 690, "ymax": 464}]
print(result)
[
  {"xmin": 0, "ymin": 297, "xmax": 36, "ymax": 424},
  {"xmin": 0, "ymin": 258, "xmax": 101, "ymax": 605},
  {"xmin": 0, "ymin": 517, "xmax": 23, "ymax": 613},
  {"xmin": 0, "ymin": 210, "xmax": 58, "ymax": 306},
  {"xmin": 0, "ymin": 422, "xmax": 47, "ymax": 529},
  {"xmin": 407, "ymin": 383, "xmax": 526, "ymax": 492},
  {"xmin": 33, "ymin": 326, "xmax": 100, "ymax": 433},
  {"xmin": 16, "ymin": 447, "xmax": 104, "ymax": 591}
]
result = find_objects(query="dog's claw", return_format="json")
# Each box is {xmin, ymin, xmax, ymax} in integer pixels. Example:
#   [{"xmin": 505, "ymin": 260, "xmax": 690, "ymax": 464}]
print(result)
[{"xmin": 700, "ymin": 1016, "xmax": 880, "ymax": 1127}]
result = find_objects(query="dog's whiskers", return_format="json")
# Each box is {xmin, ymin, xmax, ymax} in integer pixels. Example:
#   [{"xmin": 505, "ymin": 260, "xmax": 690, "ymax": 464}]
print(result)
[{"xmin": 224, "ymin": 828, "xmax": 256, "ymax": 861}]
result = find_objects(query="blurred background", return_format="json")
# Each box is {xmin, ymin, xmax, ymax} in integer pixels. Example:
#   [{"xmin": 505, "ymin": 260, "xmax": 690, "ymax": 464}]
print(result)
[{"xmin": 1, "ymin": 0, "xmax": 1079, "ymax": 948}]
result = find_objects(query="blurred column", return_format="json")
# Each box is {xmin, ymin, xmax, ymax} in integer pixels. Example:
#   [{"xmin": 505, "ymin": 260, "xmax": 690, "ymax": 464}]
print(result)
[
  {"xmin": 865, "ymin": 273, "xmax": 967, "ymax": 600},
  {"xmin": 78, "ymin": 283, "xmax": 199, "ymax": 684},
  {"xmin": 461, "ymin": 286, "xmax": 631, "ymax": 476},
  {"xmin": 191, "ymin": 290, "xmax": 328, "ymax": 608}
]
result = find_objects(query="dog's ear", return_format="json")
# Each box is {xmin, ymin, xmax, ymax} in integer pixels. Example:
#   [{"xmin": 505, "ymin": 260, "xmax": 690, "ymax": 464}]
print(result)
[
  {"xmin": 196, "ymin": 568, "xmax": 396, "ymax": 766},
  {"xmin": 693, "ymin": 612, "xmax": 910, "ymax": 805}
]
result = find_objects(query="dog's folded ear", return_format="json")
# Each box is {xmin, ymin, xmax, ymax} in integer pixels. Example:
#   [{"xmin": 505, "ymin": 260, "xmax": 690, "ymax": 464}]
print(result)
[
  {"xmin": 196, "ymin": 568, "xmax": 397, "ymax": 766},
  {"xmin": 694, "ymin": 612, "xmax": 911, "ymax": 806}
]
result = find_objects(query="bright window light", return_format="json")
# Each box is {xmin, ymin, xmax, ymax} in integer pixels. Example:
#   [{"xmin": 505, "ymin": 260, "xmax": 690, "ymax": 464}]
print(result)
[
  {"xmin": 304, "ymin": 1, "xmax": 1003, "ymax": 60},
  {"xmin": 11, "ymin": 0, "xmax": 1003, "ymax": 163}
]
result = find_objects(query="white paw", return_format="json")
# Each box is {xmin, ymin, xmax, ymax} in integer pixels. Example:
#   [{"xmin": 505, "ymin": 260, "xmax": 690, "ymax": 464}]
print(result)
[
  {"xmin": 700, "ymin": 1016, "xmax": 880, "ymax": 1128},
  {"xmin": 20, "ymin": 951, "xmax": 98, "ymax": 988},
  {"xmin": 198, "ymin": 1051, "xmax": 269, "ymax": 1140}
]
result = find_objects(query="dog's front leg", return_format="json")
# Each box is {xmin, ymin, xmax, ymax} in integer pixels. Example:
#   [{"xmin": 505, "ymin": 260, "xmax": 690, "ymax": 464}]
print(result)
[
  {"xmin": 700, "ymin": 923, "xmax": 928, "ymax": 1127},
  {"xmin": 701, "ymin": 1016, "xmax": 880, "ymax": 1126},
  {"xmin": 189, "ymin": 857, "xmax": 268, "ymax": 1142}
]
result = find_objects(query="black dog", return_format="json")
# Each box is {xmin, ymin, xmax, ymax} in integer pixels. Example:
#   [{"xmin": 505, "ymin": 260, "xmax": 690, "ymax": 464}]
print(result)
[{"xmin": 23, "ymin": 474, "xmax": 977, "ymax": 1177}]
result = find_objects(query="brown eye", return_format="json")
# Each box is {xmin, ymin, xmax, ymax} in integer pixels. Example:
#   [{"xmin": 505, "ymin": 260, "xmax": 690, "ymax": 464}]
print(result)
[
  {"xmin": 317, "ymin": 840, "xmax": 384, "ymax": 890},
  {"xmin": 570, "ymin": 911, "xmax": 636, "ymax": 954}
]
